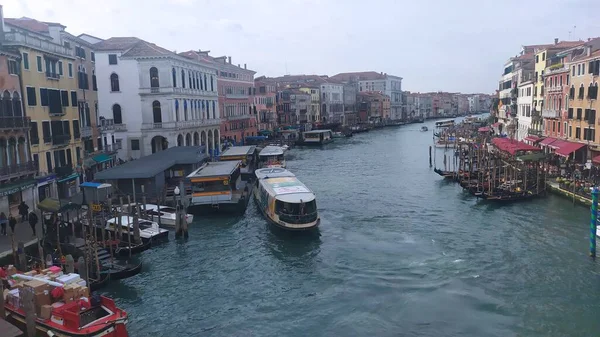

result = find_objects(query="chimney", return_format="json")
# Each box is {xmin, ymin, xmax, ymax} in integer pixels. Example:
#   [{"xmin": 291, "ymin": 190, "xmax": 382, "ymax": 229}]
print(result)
[
  {"xmin": 238, "ymin": 64, "xmax": 240, "ymax": 68},
  {"xmin": 228, "ymin": 56, "xmax": 232, "ymax": 64},
  {"xmin": 244, "ymin": 63, "xmax": 247, "ymax": 69},
  {"xmin": 554, "ymin": 38, "xmax": 559, "ymax": 45},
  {"xmin": 588, "ymin": 46, "xmax": 592, "ymax": 56}
]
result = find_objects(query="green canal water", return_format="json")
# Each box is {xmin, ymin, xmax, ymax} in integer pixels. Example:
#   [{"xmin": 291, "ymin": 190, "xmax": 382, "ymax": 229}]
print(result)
[{"xmin": 100, "ymin": 121, "xmax": 600, "ymax": 337}]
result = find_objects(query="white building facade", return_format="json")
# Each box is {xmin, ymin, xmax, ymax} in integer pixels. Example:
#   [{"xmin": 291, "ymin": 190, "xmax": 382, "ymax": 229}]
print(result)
[
  {"xmin": 516, "ymin": 80, "xmax": 534, "ymax": 141},
  {"xmin": 320, "ymin": 83, "xmax": 344, "ymax": 123},
  {"xmin": 93, "ymin": 37, "xmax": 220, "ymax": 160},
  {"xmin": 358, "ymin": 75, "xmax": 403, "ymax": 120},
  {"xmin": 468, "ymin": 95, "xmax": 480, "ymax": 112}
]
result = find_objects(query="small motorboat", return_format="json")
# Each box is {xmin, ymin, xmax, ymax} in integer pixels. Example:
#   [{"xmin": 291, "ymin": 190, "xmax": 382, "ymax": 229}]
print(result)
[
  {"xmin": 123, "ymin": 203, "xmax": 193, "ymax": 228},
  {"xmin": 420, "ymin": 126, "xmax": 428, "ymax": 132},
  {"xmin": 332, "ymin": 131, "xmax": 346, "ymax": 139},
  {"xmin": 106, "ymin": 216, "xmax": 169, "ymax": 244}
]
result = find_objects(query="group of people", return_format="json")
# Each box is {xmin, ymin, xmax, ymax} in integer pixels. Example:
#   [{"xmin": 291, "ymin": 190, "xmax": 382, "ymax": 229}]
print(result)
[{"xmin": 0, "ymin": 201, "xmax": 39, "ymax": 237}]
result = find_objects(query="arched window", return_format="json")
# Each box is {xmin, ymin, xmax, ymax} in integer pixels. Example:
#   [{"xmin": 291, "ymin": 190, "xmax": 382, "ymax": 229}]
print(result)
[
  {"xmin": 172, "ymin": 68, "xmax": 177, "ymax": 87},
  {"xmin": 184, "ymin": 99, "xmax": 188, "ymax": 121},
  {"xmin": 558, "ymin": 97, "xmax": 562, "ymax": 111},
  {"xmin": 112, "ymin": 104, "xmax": 122, "ymax": 124},
  {"xmin": 110, "ymin": 73, "xmax": 120, "ymax": 92},
  {"xmin": 2, "ymin": 91, "xmax": 13, "ymax": 116},
  {"xmin": 188, "ymin": 72, "xmax": 192, "ymax": 89},
  {"xmin": 199, "ymin": 73, "xmax": 204, "ymax": 91},
  {"xmin": 579, "ymin": 84, "xmax": 585, "ymax": 99},
  {"xmin": 204, "ymin": 74, "xmax": 207, "ymax": 90},
  {"xmin": 212, "ymin": 101, "xmax": 216, "ymax": 119},
  {"xmin": 152, "ymin": 100, "xmax": 162, "ymax": 123},
  {"xmin": 195, "ymin": 73, "xmax": 199, "ymax": 90},
  {"xmin": 150, "ymin": 67, "xmax": 160, "ymax": 88},
  {"xmin": 12, "ymin": 92, "xmax": 22, "ymax": 117},
  {"xmin": 181, "ymin": 69, "xmax": 186, "ymax": 88},
  {"xmin": 211, "ymin": 75, "xmax": 214, "ymax": 91},
  {"xmin": 175, "ymin": 99, "xmax": 179, "ymax": 121}
]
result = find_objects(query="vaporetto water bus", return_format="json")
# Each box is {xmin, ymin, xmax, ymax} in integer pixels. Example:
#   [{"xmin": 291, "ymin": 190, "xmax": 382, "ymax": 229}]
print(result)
[
  {"xmin": 258, "ymin": 145, "xmax": 286, "ymax": 169},
  {"xmin": 253, "ymin": 168, "xmax": 320, "ymax": 231}
]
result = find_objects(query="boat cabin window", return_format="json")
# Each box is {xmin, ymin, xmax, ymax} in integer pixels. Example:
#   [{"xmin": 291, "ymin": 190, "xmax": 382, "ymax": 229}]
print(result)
[
  {"xmin": 138, "ymin": 221, "xmax": 154, "ymax": 230},
  {"xmin": 275, "ymin": 199, "xmax": 317, "ymax": 215},
  {"xmin": 304, "ymin": 133, "xmax": 321, "ymax": 139},
  {"xmin": 145, "ymin": 210, "xmax": 164, "ymax": 217},
  {"xmin": 159, "ymin": 207, "xmax": 177, "ymax": 213}
]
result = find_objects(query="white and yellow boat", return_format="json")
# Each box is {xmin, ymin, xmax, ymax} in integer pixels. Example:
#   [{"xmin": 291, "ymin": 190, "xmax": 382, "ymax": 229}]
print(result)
[{"xmin": 253, "ymin": 168, "xmax": 320, "ymax": 231}]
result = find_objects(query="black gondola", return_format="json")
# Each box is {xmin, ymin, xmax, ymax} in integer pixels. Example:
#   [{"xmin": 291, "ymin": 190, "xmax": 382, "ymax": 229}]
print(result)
[
  {"xmin": 113, "ymin": 239, "xmax": 151, "ymax": 257},
  {"xmin": 99, "ymin": 256, "xmax": 143, "ymax": 281}
]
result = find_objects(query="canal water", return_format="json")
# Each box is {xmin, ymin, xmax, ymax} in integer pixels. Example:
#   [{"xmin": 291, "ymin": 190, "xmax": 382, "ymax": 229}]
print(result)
[{"xmin": 101, "ymin": 120, "xmax": 600, "ymax": 337}]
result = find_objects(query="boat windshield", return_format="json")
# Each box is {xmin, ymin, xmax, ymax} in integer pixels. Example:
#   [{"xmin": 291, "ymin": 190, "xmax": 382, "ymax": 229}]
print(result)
[
  {"xmin": 275, "ymin": 200, "xmax": 318, "ymax": 224},
  {"xmin": 159, "ymin": 207, "xmax": 177, "ymax": 213}
]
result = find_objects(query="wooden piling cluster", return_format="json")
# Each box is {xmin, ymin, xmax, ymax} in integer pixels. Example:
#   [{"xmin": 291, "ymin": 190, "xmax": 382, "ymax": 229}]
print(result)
[{"xmin": 434, "ymin": 134, "xmax": 548, "ymax": 201}]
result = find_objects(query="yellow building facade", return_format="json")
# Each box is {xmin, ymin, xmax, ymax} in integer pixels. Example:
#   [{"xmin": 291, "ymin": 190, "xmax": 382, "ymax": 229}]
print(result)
[
  {"xmin": 532, "ymin": 49, "xmax": 547, "ymax": 134},
  {"xmin": 4, "ymin": 25, "xmax": 82, "ymax": 199},
  {"xmin": 566, "ymin": 50, "xmax": 600, "ymax": 148},
  {"xmin": 299, "ymin": 87, "xmax": 321, "ymax": 122}
]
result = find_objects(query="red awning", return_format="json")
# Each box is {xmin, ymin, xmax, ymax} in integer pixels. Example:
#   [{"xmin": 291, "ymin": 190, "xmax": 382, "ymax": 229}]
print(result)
[
  {"xmin": 539, "ymin": 137, "xmax": 558, "ymax": 147},
  {"xmin": 491, "ymin": 137, "xmax": 542, "ymax": 155},
  {"xmin": 554, "ymin": 141, "xmax": 586, "ymax": 157},
  {"xmin": 523, "ymin": 135, "xmax": 543, "ymax": 143},
  {"xmin": 478, "ymin": 127, "xmax": 490, "ymax": 132},
  {"xmin": 491, "ymin": 122, "xmax": 501, "ymax": 127},
  {"xmin": 593, "ymin": 155, "xmax": 600, "ymax": 164}
]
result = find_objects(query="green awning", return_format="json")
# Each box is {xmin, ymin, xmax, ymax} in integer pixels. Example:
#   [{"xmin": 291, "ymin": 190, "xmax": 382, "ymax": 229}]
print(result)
[
  {"xmin": 83, "ymin": 157, "xmax": 96, "ymax": 168},
  {"xmin": 57, "ymin": 173, "xmax": 79, "ymax": 183},
  {"xmin": 0, "ymin": 179, "xmax": 36, "ymax": 197},
  {"xmin": 516, "ymin": 153, "xmax": 547, "ymax": 162},
  {"xmin": 93, "ymin": 153, "xmax": 112, "ymax": 164},
  {"xmin": 37, "ymin": 198, "xmax": 81, "ymax": 213}
]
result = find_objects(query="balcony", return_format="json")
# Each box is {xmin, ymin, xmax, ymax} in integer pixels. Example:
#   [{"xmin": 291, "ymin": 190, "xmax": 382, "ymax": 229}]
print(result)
[
  {"xmin": 0, "ymin": 116, "xmax": 31, "ymax": 130},
  {"xmin": 140, "ymin": 87, "xmax": 173, "ymax": 95},
  {"xmin": 226, "ymin": 114, "xmax": 253, "ymax": 121},
  {"xmin": 3, "ymin": 31, "xmax": 74, "ymax": 58},
  {"xmin": 46, "ymin": 72, "xmax": 60, "ymax": 80},
  {"xmin": 542, "ymin": 109, "xmax": 560, "ymax": 118},
  {"xmin": 547, "ymin": 85, "xmax": 563, "ymax": 93},
  {"xmin": 225, "ymin": 93, "xmax": 249, "ymax": 99},
  {"xmin": 81, "ymin": 126, "xmax": 93, "ymax": 138},
  {"xmin": 0, "ymin": 161, "xmax": 38, "ymax": 180},
  {"xmin": 528, "ymin": 128, "xmax": 543, "ymax": 137},
  {"xmin": 51, "ymin": 134, "xmax": 71, "ymax": 146},
  {"xmin": 141, "ymin": 119, "xmax": 220, "ymax": 131},
  {"xmin": 49, "ymin": 107, "xmax": 67, "ymax": 117}
]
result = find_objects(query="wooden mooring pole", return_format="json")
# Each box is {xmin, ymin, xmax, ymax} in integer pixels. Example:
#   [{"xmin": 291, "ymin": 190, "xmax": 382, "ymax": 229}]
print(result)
[
  {"xmin": 429, "ymin": 146, "xmax": 432, "ymax": 167},
  {"xmin": 590, "ymin": 187, "xmax": 598, "ymax": 258}
]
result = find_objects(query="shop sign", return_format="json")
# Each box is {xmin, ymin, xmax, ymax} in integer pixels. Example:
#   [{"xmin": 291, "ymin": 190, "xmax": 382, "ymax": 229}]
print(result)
[
  {"xmin": 91, "ymin": 203, "xmax": 102, "ymax": 212},
  {"xmin": 0, "ymin": 182, "xmax": 37, "ymax": 197},
  {"xmin": 37, "ymin": 174, "xmax": 57, "ymax": 185}
]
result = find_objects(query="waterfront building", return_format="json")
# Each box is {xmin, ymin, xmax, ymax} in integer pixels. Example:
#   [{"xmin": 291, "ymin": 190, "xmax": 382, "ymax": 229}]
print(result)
[
  {"xmin": 562, "ymin": 41, "xmax": 600, "ymax": 160},
  {"xmin": 341, "ymin": 83, "xmax": 357, "ymax": 125},
  {"xmin": 529, "ymin": 39, "xmax": 583, "ymax": 136},
  {"xmin": 276, "ymin": 89, "xmax": 310, "ymax": 127},
  {"xmin": 498, "ymin": 52, "xmax": 534, "ymax": 137},
  {"xmin": 541, "ymin": 53, "xmax": 569, "ymax": 141},
  {"xmin": 319, "ymin": 81, "xmax": 344, "ymax": 124},
  {"xmin": 516, "ymin": 75, "xmax": 534, "ymax": 140},
  {"xmin": 253, "ymin": 77, "xmax": 277, "ymax": 132},
  {"xmin": 298, "ymin": 86, "xmax": 321, "ymax": 123},
  {"xmin": 356, "ymin": 92, "xmax": 390, "ymax": 123},
  {"xmin": 331, "ymin": 71, "xmax": 403, "ymax": 120},
  {"xmin": 0, "ymin": 44, "xmax": 37, "ymax": 215},
  {"xmin": 182, "ymin": 52, "xmax": 256, "ymax": 145},
  {"xmin": 3, "ymin": 16, "xmax": 83, "ymax": 200},
  {"xmin": 92, "ymin": 39, "xmax": 220, "ymax": 160}
]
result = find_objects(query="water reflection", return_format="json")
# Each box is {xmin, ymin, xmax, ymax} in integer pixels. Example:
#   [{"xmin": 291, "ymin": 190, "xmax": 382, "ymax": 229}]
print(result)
[{"xmin": 265, "ymin": 227, "xmax": 322, "ymax": 265}]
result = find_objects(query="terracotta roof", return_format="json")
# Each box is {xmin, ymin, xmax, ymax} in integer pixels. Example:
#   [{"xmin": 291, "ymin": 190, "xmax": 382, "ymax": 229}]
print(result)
[
  {"xmin": 4, "ymin": 17, "xmax": 49, "ymax": 34},
  {"xmin": 179, "ymin": 50, "xmax": 255, "ymax": 73},
  {"xmin": 121, "ymin": 40, "xmax": 174, "ymax": 57},
  {"xmin": 94, "ymin": 37, "xmax": 145, "ymax": 51},
  {"xmin": 330, "ymin": 71, "xmax": 386, "ymax": 82}
]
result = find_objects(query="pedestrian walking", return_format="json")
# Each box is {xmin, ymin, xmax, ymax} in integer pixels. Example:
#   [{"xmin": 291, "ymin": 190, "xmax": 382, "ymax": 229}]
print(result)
[
  {"xmin": 18, "ymin": 201, "xmax": 29, "ymax": 222},
  {"xmin": 8, "ymin": 215, "xmax": 17, "ymax": 234},
  {"xmin": 0, "ymin": 212, "xmax": 7, "ymax": 236},
  {"xmin": 28, "ymin": 210, "xmax": 38, "ymax": 237}
]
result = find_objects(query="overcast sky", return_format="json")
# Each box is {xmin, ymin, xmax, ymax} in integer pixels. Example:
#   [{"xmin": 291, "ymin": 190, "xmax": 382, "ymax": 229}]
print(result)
[{"xmin": 6, "ymin": 0, "xmax": 600, "ymax": 94}]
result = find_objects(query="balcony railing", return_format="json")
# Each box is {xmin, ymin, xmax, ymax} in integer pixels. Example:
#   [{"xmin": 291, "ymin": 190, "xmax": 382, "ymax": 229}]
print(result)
[
  {"xmin": 547, "ymin": 85, "xmax": 563, "ymax": 93},
  {"xmin": 226, "ymin": 114, "xmax": 253, "ymax": 121},
  {"xmin": 141, "ymin": 119, "xmax": 220, "ymax": 131},
  {"xmin": 46, "ymin": 72, "xmax": 60, "ymax": 80},
  {"xmin": 49, "ymin": 107, "xmax": 67, "ymax": 117},
  {"xmin": 528, "ymin": 128, "xmax": 543, "ymax": 137},
  {"xmin": 3, "ymin": 32, "xmax": 74, "ymax": 58},
  {"xmin": 542, "ymin": 109, "xmax": 561, "ymax": 118},
  {"xmin": 225, "ymin": 93, "xmax": 249, "ymax": 99},
  {"xmin": 0, "ymin": 161, "xmax": 38, "ymax": 180},
  {"xmin": 0, "ymin": 116, "xmax": 31, "ymax": 130},
  {"xmin": 81, "ymin": 126, "xmax": 93, "ymax": 138},
  {"xmin": 52, "ymin": 134, "xmax": 71, "ymax": 146}
]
